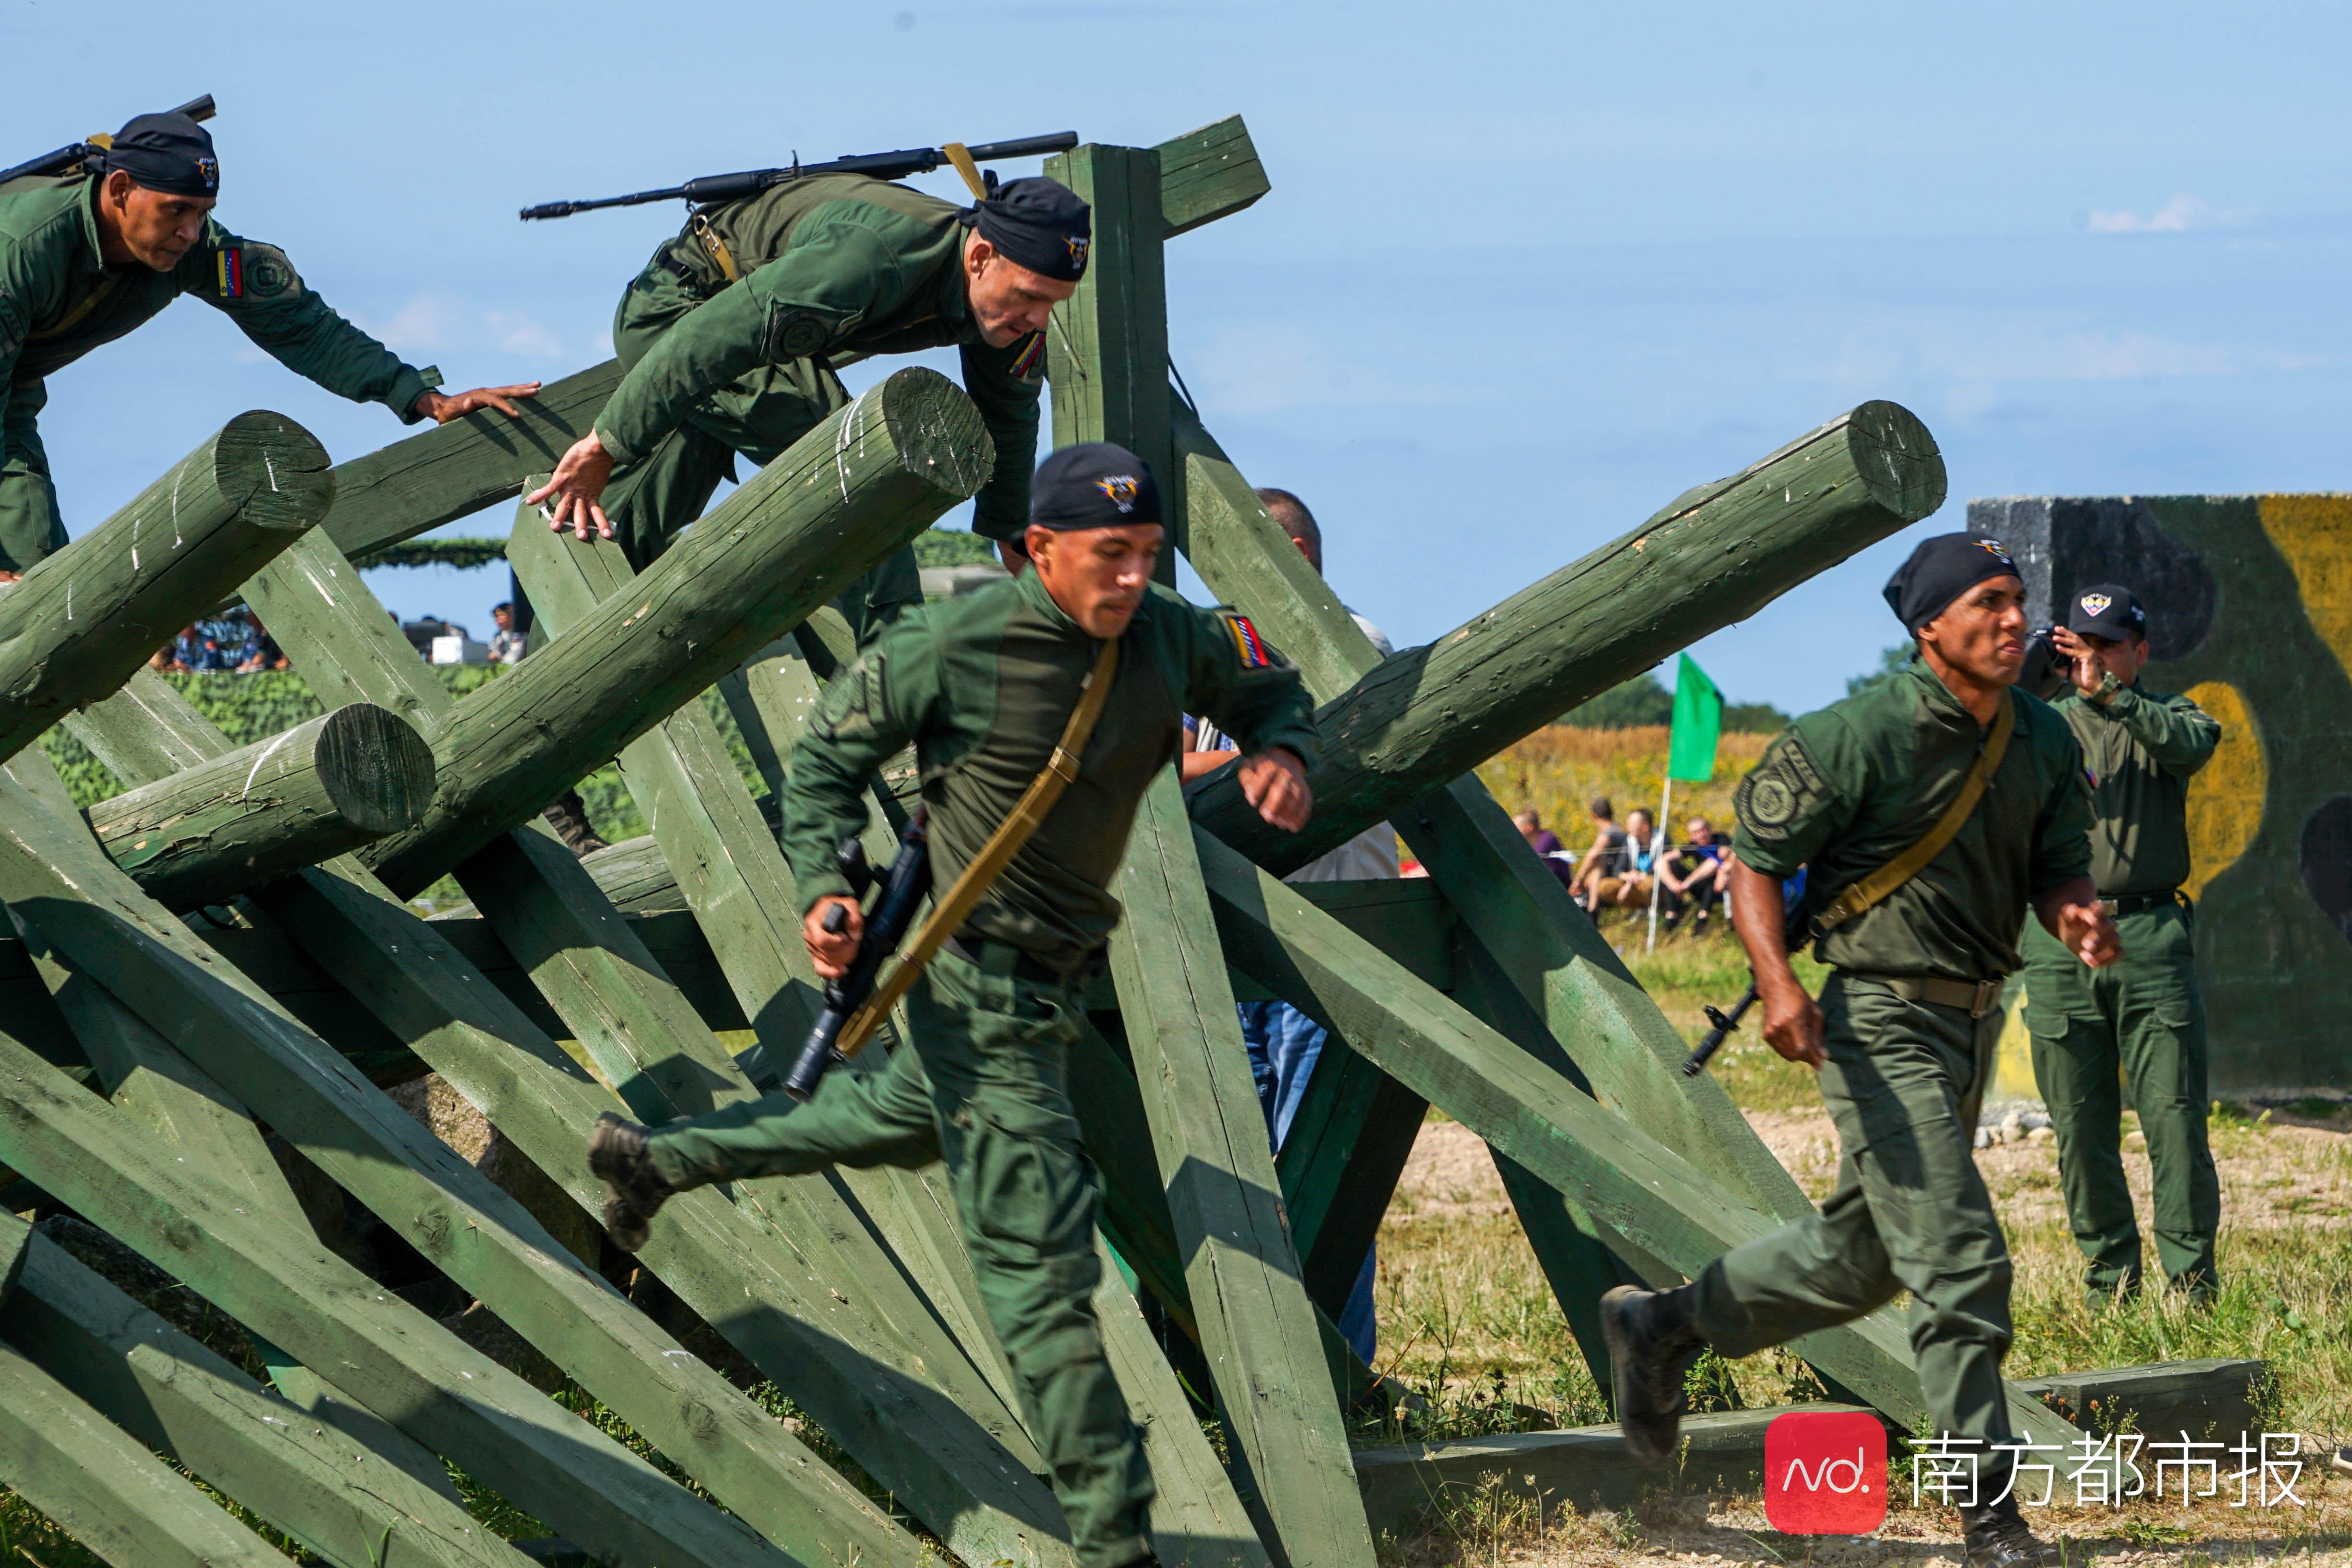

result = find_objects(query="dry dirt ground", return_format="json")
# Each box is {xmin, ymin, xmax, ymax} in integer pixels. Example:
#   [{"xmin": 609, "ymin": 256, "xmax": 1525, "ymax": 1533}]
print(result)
[{"xmin": 1376, "ymin": 1108, "xmax": 2352, "ymax": 1566}]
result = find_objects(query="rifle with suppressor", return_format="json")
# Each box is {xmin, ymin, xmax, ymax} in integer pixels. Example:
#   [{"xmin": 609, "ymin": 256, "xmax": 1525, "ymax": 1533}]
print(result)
[
  {"xmin": 784, "ymin": 815, "xmax": 934, "ymax": 1101},
  {"xmin": 1, "ymin": 95, "xmax": 217, "ymax": 190},
  {"xmin": 519, "ymin": 131, "xmax": 1079, "ymax": 222}
]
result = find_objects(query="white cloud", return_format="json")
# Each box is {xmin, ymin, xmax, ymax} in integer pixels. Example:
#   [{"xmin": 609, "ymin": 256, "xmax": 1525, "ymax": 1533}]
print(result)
[{"xmin": 2084, "ymin": 195, "xmax": 2231, "ymax": 234}]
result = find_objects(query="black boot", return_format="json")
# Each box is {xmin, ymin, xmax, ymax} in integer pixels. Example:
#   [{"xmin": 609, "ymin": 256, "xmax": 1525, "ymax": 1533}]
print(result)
[
  {"xmin": 588, "ymin": 1113, "xmax": 673, "ymax": 1252},
  {"xmin": 543, "ymin": 789, "xmax": 608, "ymax": 856},
  {"xmin": 1600, "ymin": 1284, "xmax": 1705, "ymax": 1467},
  {"xmin": 1959, "ymin": 1495, "xmax": 2056, "ymax": 1568}
]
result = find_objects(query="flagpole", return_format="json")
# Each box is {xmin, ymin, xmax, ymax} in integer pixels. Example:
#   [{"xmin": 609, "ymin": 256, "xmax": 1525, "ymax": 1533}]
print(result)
[{"xmin": 1647, "ymin": 774, "xmax": 1672, "ymax": 953}]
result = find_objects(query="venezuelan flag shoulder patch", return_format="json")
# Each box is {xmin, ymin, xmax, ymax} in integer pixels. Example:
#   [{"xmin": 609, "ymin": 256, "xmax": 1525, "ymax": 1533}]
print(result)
[
  {"xmin": 215, "ymin": 247, "xmax": 243, "ymax": 299},
  {"xmin": 1008, "ymin": 330, "xmax": 1045, "ymax": 381},
  {"xmin": 1222, "ymin": 612, "xmax": 1272, "ymax": 669}
]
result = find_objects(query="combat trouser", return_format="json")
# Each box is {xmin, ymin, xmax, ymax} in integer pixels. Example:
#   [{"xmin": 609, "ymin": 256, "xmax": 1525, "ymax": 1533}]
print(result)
[
  {"xmin": 645, "ymin": 942, "xmax": 1155, "ymax": 1568},
  {"xmin": 2022, "ymin": 897, "xmax": 2217, "ymax": 1300},
  {"xmin": 1691, "ymin": 973, "xmax": 2017, "ymax": 1460},
  {"xmin": 0, "ymin": 381, "xmax": 68, "ymax": 574},
  {"xmin": 599, "ymin": 274, "xmax": 923, "ymax": 646}
]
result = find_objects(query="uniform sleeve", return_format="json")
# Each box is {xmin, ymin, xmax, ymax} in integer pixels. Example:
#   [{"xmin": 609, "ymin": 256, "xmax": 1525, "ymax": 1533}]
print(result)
[
  {"xmin": 0, "ymin": 249, "xmax": 27, "ymax": 443},
  {"xmin": 594, "ymin": 202, "xmax": 926, "ymax": 464},
  {"xmin": 2028, "ymin": 714, "xmax": 2096, "ymax": 895},
  {"xmin": 958, "ymin": 335, "xmax": 1043, "ymax": 541},
  {"xmin": 1730, "ymin": 712, "xmax": 1863, "ymax": 880},
  {"xmin": 1176, "ymin": 601, "xmax": 1319, "ymax": 765},
  {"xmin": 2104, "ymin": 685, "xmax": 2221, "ymax": 778},
  {"xmin": 781, "ymin": 611, "xmax": 943, "ymax": 915},
  {"xmin": 181, "ymin": 223, "xmax": 437, "ymax": 423}
]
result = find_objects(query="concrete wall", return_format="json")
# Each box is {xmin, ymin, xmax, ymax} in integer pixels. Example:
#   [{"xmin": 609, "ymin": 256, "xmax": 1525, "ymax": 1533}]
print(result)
[{"xmin": 1971, "ymin": 495, "xmax": 2352, "ymax": 1093}]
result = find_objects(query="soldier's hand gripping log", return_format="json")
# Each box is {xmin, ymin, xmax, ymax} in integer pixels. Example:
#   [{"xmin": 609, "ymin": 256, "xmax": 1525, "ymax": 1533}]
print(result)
[
  {"xmin": 784, "ymin": 816, "xmax": 934, "ymax": 1100},
  {"xmin": 520, "ymin": 131, "xmax": 1079, "ymax": 221}
]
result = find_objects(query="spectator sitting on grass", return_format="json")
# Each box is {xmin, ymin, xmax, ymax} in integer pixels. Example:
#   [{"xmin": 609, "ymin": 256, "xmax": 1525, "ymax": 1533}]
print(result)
[
  {"xmin": 1659, "ymin": 815, "xmax": 1729, "ymax": 933},
  {"xmin": 1603, "ymin": 807, "xmax": 1659, "ymax": 909},
  {"xmin": 173, "ymin": 621, "xmax": 234, "ymax": 673},
  {"xmin": 1568, "ymin": 795, "xmax": 1631, "ymax": 912},
  {"xmin": 1514, "ymin": 808, "xmax": 1578, "ymax": 887},
  {"xmin": 489, "ymin": 601, "xmax": 529, "ymax": 665}
]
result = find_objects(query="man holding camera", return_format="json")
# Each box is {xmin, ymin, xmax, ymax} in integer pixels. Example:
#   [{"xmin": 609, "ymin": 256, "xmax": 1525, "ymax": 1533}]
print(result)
[
  {"xmin": 1599, "ymin": 533, "xmax": 2119, "ymax": 1568},
  {"xmin": 2022, "ymin": 585, "xmax": 2222, "ymax": 1305}
]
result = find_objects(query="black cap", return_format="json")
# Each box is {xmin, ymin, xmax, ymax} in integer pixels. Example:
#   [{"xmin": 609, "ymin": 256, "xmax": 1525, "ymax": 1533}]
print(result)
[
  {"xmin": 2066, "ymin": 582, "xmax": 2147, "ymax": 641},
  {"xmin": 102, "ymin": 111, "xmax": 219, "ymax": 198},
  {"xmin": 963, "ymin": 177, "xmax": 1090, "ymax": 283},
  {"xmin": 1882, "ymin": 532, "xmax": 2022, "ymax": 632},
  {"xmin": 1030, "ymin": 442, "xmax": 1160, "ymax": 531}
]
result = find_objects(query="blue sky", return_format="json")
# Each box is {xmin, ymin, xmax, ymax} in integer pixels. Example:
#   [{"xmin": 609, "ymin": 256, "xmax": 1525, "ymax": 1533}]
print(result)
[{"xmin": 10, "ymin": 0, "xmax": 2348, "ymax": 711}]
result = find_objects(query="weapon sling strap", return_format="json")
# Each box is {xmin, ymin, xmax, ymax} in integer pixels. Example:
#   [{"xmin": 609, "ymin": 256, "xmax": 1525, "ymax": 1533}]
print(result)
[
  {"xmin": 1810, "ymin": 690, "xmax": 2016, "ymax": 937},
  {"xmin": 834, "ymin": 635, "xmax": 1120, "ymax": 1057}
]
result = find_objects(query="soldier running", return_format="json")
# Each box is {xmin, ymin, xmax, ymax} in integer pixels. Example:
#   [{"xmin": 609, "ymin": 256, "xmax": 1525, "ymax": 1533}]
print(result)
[
  {"xmin": 0, "ymin": 110, "xmax": 538, "ymax": 576},
  {"xmin": 2023, "ymin": 584, "xmax": 2223, "ymax": 1305},
  {"xmin": 587, "ymin": 443, "xmax": 1319, "ymax": 1568},
  {"xmin": 527, "ymin": 169, "xmax": 1087, "ymax": 642},
  {"xmin": 1600, "ymin": 533, "xmax": 2121, "ymax": 1568}
]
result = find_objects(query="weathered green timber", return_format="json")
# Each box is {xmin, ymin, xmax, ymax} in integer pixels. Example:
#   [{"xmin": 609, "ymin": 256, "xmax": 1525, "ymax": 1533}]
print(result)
[
  {"xmin": 1191, "ymin": 830, "xmax": 2083, "ymax": 1453},
  {"xmin": 367, "ymin": 367, "xmax": 988, "ymax": 893},
  {"xmin": 1154, "ymin": 117, "xmax": 1271, "ymax": 238},
  {"xmin": 1189, "ymin": 401, "xmax": 1946, "ymax": 870},
  {"xmin": 0, "ymin": 410, "xmax": 332, "ymax": 762},
  {"xmin": 1108, "ymin": 772, "xmax": 1378, "ymax": 1568},
  {"xmin": 326, "ymin": 362, "xmax": 625, "ymax": 561},
  {"xmin": 0, "ymin": 1029, "xmax": 781, "ymax": 1568},
  {"xmin": 1045, "ymin": 143, "xmax": 1177, "ymax": 569},
  {"xmin": 0, "ymin": 1224, "xmax": 533, "ymax": 1568},
  {"xmin": 55, "ymin": 678, "xmax": 998, "ymax": 1568},
  {"xmin": 83, "ymin": 702, "xmax": 435, "ymax": 910},
  {"xmin": 0, "ymin": 777, "xmax": 905, "ymax": 1568}
]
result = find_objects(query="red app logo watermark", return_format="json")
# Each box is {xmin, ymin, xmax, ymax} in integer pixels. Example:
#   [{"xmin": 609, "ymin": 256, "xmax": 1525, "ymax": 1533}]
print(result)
[{"xmin": 1765, "ymin": 1411, "xmax": 1888, "ymax": 1534}]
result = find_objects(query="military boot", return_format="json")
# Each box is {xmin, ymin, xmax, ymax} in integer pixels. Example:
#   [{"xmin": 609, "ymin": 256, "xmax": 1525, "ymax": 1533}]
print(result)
[
  {"xmin": 588, "ymin": 1113, "xmax": 673, "ymax": 1252},
  {"xmin": 543, "ymin": 789, "xmax": 608, "ymax": 855},
  {"xmin": 1958, "ymin": 1495, "xmax": 2057, "ymax": 1568},
  {"xmin": 1600, "ymin": 1283, "xmax": 1704, "ymax": 1467}
]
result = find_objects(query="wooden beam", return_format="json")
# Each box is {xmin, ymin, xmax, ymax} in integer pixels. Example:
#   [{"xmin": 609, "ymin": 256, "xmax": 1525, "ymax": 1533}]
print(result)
[
  {"xmin": 270, "ymin": 366, "xmax": 990, "ymax": 895},
  {"xmin": 1188, "ymin": 401, "xmax": 1947, "ymax": 871},
  {"xmin": 0, "ymin": 410, "xmax": 331, "ymax": 762},
  {"xmin": 0, "ymin": 1223, "xmax": 535, "ymax": 1568},
  {"xmin": 1190, "ymin": 831, "xmax": 2084, "ymax": 1453},
  {"xmin": 1108, "ymin": 772, "xmax": 1378, "ymax": 1568},
  {"xmin": 1154, "ymin": 117, "xmax": 1270, "ymax": 239},
  {"xmin": 84, "ymin": 702, "xmax": 435, "ymax": 910},
  {"xmin": 0, "ymin": 1029, "xmax": 783, "ymax": 1568},
  {"xmin": 325, "ymin": 361, "xmax": 624, "ymax": 562},
  {"xmin": 63, "ymin": 663, "xmax": 1039, "ymax": 1568},
  {"xmin": 1045, "ymin": 143, "xmax": 1177, "ymax": 569}
]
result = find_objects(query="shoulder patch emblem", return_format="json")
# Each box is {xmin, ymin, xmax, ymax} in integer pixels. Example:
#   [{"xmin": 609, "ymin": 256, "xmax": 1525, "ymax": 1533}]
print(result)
[
  {"xmin": 768, "ymin": 307, "xmax": 835, "ymax": 360},
  {"xmin": 235, "ymin": 243, "xmax": 300, "ymax": 300},
  {"xmin": 1008, "ymin": 330, "xmax": 1045, "ymax": 381},
  {"xmin": 1735, "ymin": 734, "xmax": 1828, "ymax": 843},
  {"xmin": 814, "ymin": 655, "xmax": 883, "ymax": 742},
  {"xmin": 1221, "ymin": 612, "xmax": 1272, "ymax": 669},
  {"xmin": 214, "ymin": 247, "xmax": 242, "ymax": 299}
]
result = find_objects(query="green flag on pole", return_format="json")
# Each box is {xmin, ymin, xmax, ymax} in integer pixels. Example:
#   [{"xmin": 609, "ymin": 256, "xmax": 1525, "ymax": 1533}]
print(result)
[{"xmin": 1667, "ymin": 653, "xmax": 1723, "ymax": 783}]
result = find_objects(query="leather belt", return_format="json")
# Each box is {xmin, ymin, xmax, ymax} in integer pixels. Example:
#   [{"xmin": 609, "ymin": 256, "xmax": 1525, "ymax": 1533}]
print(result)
[
  {"xmin": 2099, "ymin": 889, "xmax": 2184, "ymax": 917},
  {"xmin": 1847, "ymin": 972, "xmax": 2006, "ymax": 1018}
]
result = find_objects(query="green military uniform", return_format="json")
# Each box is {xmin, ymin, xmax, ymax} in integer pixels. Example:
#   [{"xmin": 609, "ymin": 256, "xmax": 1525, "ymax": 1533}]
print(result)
[
  {"xmin": 646, "ymin": 566, "xmax": 1318, "ymax": 1568},
  {"xmin": 1703, "ymin": 655, "xmax": 2092, "ymax": 1463},
  {"xmin": 2021, "ymin": 678, "xmax": 2221, "ymax": 1299},
  {"xmin": 594, "ymin": 174, "xmax": 1047, "ymax": 640},
  {"xmin": 0, "ymin": 175, "xmax": 439, "ymax": 571}
]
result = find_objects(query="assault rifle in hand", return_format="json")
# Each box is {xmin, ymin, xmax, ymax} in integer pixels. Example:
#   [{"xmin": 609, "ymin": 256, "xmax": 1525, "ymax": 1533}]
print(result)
[
  {"xmin": 519, "ymin": 132, "xmax": 1078, "ymax": 221},
  {"xmin": 782, "ymin": 813, "xmax": 932, "ymax": 1101},
  {"xmin": 1680, "ymin": 884, "xmax": 1812, "ymax": 1079}
]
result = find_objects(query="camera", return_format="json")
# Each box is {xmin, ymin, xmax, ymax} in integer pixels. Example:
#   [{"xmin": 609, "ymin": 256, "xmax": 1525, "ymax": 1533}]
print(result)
[{"xmin": 2018, "ymin": 625, "xmax": 2070, "ymax": 701}]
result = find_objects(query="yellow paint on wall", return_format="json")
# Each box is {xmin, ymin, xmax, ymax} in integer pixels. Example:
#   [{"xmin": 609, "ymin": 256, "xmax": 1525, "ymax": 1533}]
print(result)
[
  {"xmin": 2182, "ymin": 680, "xmax": 2264, "ymax": 901},
  {"xmin": 2257, "ymin": 493, "xmax": 2352, "ymax": 682}
]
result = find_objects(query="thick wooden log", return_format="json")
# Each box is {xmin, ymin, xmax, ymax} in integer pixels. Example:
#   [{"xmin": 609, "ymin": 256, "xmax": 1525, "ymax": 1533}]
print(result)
[
  {"xmin": 84, "ymin": 702, "xmax": 435, "ymax": 910},
  {"xmin": 0, "ymin": 1025, "xmax": 791, "ymax": 1568},
  {"xmin": 1191, "ymin": 831, "xmax": 2084, "ymax": 1455},
  {"xmin": 1155, "ymin": 116, "xmax": 1270, "ymax": 238},
  {"xmin": 0, "ymin": 1224, "xmax": 532, "ymax": 1568},
  {"xmin": 359, "ymin": 367, "xmax": 986, "ymax": 893},
  {"xmin": 1107, "ymin": 772, "xmax": 1378, "ymax": 1568},
  {"xmin": 0, "ymin": 410, "xmax": 331, "ymax": 762},
  {"xmin": 1189, "ymin": 401, "xmax": 1946, "ymax": 871}
]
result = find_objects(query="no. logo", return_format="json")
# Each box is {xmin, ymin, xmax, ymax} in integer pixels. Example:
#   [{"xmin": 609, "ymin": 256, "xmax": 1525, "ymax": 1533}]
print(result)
[{"xmin": 1764, "ymin": 1410, "xmax": 1887, "ymax": 1534}]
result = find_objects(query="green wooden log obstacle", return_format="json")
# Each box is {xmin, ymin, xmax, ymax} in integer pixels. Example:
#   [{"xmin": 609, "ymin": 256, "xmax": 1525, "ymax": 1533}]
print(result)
[
  {"xmin": 1188, "ymin": 400, "xmax": 1946, "ymax": 872},
  {"xmin": 0, "ymin": 1218, "xmax": 535, "ymax": 1568},
  {"xmin": 84, "ymin": 702, "xmax": 436, "ymax": 910},
  {"xmin": 0, "ymin": 410, "xmax": 332, "ymax": 763}
]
